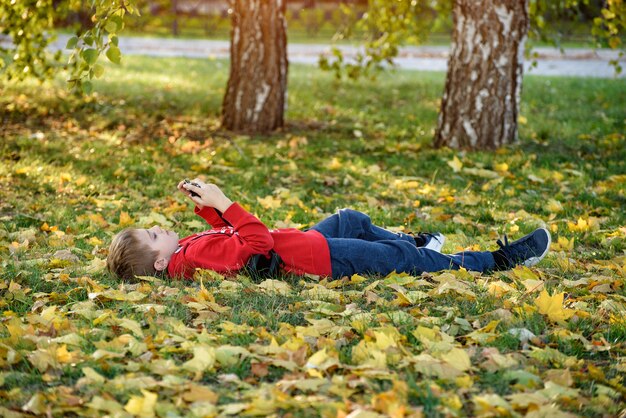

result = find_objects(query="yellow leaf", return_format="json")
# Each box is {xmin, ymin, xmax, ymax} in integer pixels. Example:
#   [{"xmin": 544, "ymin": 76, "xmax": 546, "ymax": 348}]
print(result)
[
  {"xmin": 447, "ymin": 156, "xmax": 463, "ymax": 173},
  {"xmin": 481, "ymin": 320, "xmax": 501, "ymax": 333},
  {"xmin": 534, "ymin": 290, "xmax": 574, "ymax": 323},
  {"xmin": 430, "ymin": 276, "xmax": 475, "ymax": 298},
  {"xmin": 441, "ymin": 348, "xmax": 471, "ymax": 372},
  {"xmin": 568, "ymin": 217, "xmax": 588, "ymax": 232},
  {"xmin": 300, "ymin": 285, "xmax": 340, "ymax": 302},
  {"xmin": 552, "ymin": 236, "xmax": 575, "ymax": 251},
  {"xmin": 494, "ymin": 162, "xmax": 509, "ymax": 173},
  {"xmin": 521, "ymin": 279, "xmax": 545, "ymax": 293},
  {"xmin": 88, "ymin": 213, "xmax": 108, "ymax": 228},
  {"xmin": 82, "ymin": 367, "xmax": 106, "ymax": 384},
  {"xmin": 373, "ymin": 328, "xmax": 400, "ymax": 350},
  {"xmin": 88, "ymin": 236, "xmax": 103, "ymax": 246},
  {"xmin": 138, "ymin": 212, "xmax": 173, "ymax": 228},
  {"xmin": 488, "ymin": 280, "xmax": 516, "ymax": 297},
  {"xmin": 182, "ymin": 384, "xmax": 218, "ymax": 403},
  {"xmin": 327, "ymin": 157, "xmax": 342, "ymax": 170},
  {"xmin": 116, "ymin": 318, "xmax": 144, "ymax": 338},
  {"xmin": 22, "ymin": 393, "xmax": 48, "ymax": 415},
  {"xmin": 567, "ymin": 217, "xmax": 599, "ymax": 233},
  {"xmin": 481, "ymin": 177, "xmax": 504, "ymax": 191},
  {"xmin": 56, "ymin": 345, "xmax": 77, "ymax": 364},
  {"xmin": 456, "ymin": 375, "xmax": 474, "ymax": 389},
  {"xmin": 413, "ymin": 325, "xmax": 438, "ymax": 342},
  {"xmin": 89, "ymin": 289, "xmax": 146, "ymax": 302},
  {"xmin": 305, "ymin": 348, "xmax": 339, "ymax": 371},
  {"xmin": 394, "ymin": 179, "xmax": 419, "ymax": 190},
  {"xmin": 547, "ymin": 199, "xmax": 564, "ymax": 213},
  {"xmin": 411, "ymin": 353, "xmax": 461, "ymax": 379},
  {"xmin": 457, "ymin": 193, "xmax": 482, "ymax": 206},
  {"xmin": 256, "ymin": 279, "xmax": 292, "ymax": 296},
  {"xmin": 182, "ymin": 345, "xmax": 216, "ymax": 373},
  {"xmin": 602, "ymin": 8, "xmax": 616, "ymax": 19},
  {"xmin": 512, "ymin": 265, "xmax": 539, "ymax": 281},
  {"xmin": 518, "ymin": 115, "xmax": 528, "ymax": 125},
  {"xmin": 352, "ymin": 341, "xmax": 387, "ymax": 368},
  {"xmin": 463, "ymin": 167, "xmax": 500, "ymax": 179},
  {"xmin": 474, "ymin": 394, "xmax": 514, "ymax": 416},
  {"xmin": 350, "ymin": 274, "xmax": 367, "ymax": 284},
  {"xmin": 15, "ymin": 166, "xmax": 32, "ymax": 175},
  {"xmin": 609, "ymin": 36, "xmax": 621, "ymax": 49},
  {"xmin": 124, "ymin": 390, "xmax": 157, "ymax": 418},
  {"xmin": 215, "ymin": 345, "xmax": 251, "ymax": 367},
  {"xmin": 119, "ymin": 211, "xmax": 134, "ymax": 227},
  {"xmin": 87, "ymin": 395, "xmax": 124, "ymax": 413},
  {"xmin": 551, "ymin": 170, "xmax": 565, "ymax": 183},
  {"xmin": 257, "ymin": 195, "xmax": 281, "ymax": 210}
]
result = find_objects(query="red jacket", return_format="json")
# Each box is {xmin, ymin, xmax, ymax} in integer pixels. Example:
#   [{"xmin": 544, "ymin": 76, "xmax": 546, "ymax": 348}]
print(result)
[{"xmin": 167, "ymin": 203, "xmax": 332, "ymax": 279}]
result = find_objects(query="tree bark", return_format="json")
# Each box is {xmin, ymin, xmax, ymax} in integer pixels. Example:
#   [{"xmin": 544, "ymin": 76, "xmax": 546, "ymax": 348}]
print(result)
[
  {"xmin": 221, "ymin": 0, "xmax": 288, "ymax": 133},
  {"xmin": 171, "ymin": 0, "xmax": 179, "ymax": 36},
  {"xmin": 434, "ymin": 0, "xmax": 529, "ymax": 150}
]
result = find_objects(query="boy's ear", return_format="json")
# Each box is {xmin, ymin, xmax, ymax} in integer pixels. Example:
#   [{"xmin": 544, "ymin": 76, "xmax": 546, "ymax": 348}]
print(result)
[{"xmin": 154, "ymin": 258, "xmax": 169, "ymax": 272}]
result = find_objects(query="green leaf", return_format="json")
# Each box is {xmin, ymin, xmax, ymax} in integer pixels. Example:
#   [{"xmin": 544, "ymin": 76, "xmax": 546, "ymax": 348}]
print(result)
[
  {"xmin": 65, "ymin": 36, "xmax": 78, "ymax": 50},
  {"xmin": 93, "ymin": 64, "xmax": 104, "ymax": 78},
  {"xmin": 81, "ymin": 80, "xmax": 93, "ymax": 94},
  {"xmin": 83, "ymin": 35, "xmax": 94, "ymax": 46},
  {"xmin": 106, "ymin": 45, "xmax": 121, "ymax": 64},
  {"xmin": 81, "ymin": 48, "xmax": 98, "ymax": 66},
  {"xmin": 105, "ymin": 15, "xmax": 124, "ymax": 34}
]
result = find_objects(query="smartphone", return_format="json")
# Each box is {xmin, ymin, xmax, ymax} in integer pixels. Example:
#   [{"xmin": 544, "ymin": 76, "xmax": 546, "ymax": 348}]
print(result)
[{"xmin": 183, "ymin": 179, "xmax": 201, "ymax": 198}]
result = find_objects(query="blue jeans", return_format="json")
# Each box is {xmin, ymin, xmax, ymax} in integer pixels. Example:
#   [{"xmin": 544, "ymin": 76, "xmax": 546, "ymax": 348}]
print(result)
[{"xmin": 311, "ymin": 209, "xmax": 495, "ymax": 278}]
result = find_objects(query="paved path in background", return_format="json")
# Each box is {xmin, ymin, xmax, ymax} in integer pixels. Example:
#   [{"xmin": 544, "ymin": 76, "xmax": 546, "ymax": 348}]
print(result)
[{"xmin": 49, "ymin": 34, "xmax": 625, "ymax": 78}]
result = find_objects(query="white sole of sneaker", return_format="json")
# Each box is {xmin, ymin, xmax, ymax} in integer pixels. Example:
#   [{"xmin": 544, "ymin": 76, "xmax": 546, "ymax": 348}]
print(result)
[
  {"xmin": 522, "ymin": 228, "xmax": 552, "ymax": 267},
  {"xmin": 424, "ymin": 233, "xmax": 446, "ymax": 252}
]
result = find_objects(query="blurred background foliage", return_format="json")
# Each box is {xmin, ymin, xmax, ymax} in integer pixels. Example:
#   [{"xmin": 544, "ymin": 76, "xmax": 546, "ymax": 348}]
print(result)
[{"xmin": 2, "ymin": 0, "xmax": 625, "ymax": 87}]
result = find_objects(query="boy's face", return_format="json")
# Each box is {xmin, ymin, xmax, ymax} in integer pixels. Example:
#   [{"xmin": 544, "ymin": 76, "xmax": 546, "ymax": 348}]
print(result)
[{"xmin": 135, "ymin": 226, "xmax": 180, "ymax": 269}]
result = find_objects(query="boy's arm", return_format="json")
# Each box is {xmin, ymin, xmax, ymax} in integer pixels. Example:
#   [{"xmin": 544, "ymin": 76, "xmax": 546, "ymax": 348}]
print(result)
[
  {"xmin": 219, "ymin": 202, "xmax": 274, "ymax": 254},
  {"xmin": 194, "ymin": 206, "xmax": 229, "ymax": 228},
  {"xmin": 170, "ymin": 202, "xmax": 275, "ymax": 278},
  {"xmin": 178, "ymin": 179, "xmax": 231, "ymax": 228}
]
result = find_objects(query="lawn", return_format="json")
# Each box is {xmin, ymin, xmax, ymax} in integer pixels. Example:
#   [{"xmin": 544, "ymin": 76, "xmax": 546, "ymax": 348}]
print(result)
[{"xmin": 0, "ymin": 56, "xmax": 625, "ymax": 417}]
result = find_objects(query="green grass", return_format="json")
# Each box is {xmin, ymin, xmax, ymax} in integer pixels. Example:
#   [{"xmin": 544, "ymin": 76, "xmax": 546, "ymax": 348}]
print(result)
[{"xmin": 1, "ymin": 55, "xmax": 625, "ymax": 416}]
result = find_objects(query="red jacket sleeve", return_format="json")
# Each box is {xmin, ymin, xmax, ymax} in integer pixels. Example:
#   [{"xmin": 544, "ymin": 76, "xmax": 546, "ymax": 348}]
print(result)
[
  {"xmin": 219, "ymin": 203, "xmax": 274, "ymax": 255},
  {"xmin": 169, "ymin": 203, "xmax": 274, "ymax": 278},
  {"xmin": 194, "ymin": 206, "xmax": 229, "ymax": 228}
]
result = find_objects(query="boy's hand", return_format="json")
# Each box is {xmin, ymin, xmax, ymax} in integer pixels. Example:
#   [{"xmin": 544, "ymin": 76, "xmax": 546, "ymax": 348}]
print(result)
[{"xmin": 178, "ymin": 179, "xmax": 233, "ymax": 212}]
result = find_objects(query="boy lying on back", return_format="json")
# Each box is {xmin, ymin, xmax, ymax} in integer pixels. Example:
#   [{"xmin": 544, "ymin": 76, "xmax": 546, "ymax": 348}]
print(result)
[{"xmin": 107, "ymin": 179, "xmax": 551, "ymax": 281}]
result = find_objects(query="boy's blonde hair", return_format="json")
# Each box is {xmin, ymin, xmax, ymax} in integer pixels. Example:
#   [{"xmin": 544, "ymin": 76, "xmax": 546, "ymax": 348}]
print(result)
[{"xmin": 107, "ymin": 229, "xmax": 160, "ymax": 281}]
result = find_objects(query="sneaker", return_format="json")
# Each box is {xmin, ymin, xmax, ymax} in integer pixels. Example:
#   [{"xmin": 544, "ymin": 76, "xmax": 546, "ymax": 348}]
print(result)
[
  {"xmin": 413, "ymin": 232, "xmax": 446, "ymax": 252},
  {"xmin": 492, "ymin": 228, "xmax": 551, "ymax": 270}
]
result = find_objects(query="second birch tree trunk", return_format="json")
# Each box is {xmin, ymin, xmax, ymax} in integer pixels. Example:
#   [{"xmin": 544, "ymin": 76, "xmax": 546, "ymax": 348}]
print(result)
[{"xmin": 435, "ymin": 0, "xmax": 529, "ymax": 150}]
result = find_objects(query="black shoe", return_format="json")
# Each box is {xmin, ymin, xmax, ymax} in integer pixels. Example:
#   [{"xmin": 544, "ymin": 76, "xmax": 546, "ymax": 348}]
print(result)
[
  {"xmin": 412, "ymin": 232, "xmax": 446, "ymax": 252},
  {"xmin": 491, "ymin": 228, "xmax": 551, "ymax": 271}
]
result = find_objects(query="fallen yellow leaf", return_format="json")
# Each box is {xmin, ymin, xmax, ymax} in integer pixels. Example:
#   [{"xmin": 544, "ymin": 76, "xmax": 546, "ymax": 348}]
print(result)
[
  {"xmin": 534, "ymin": 290, "xmax": 574, "ymax": 323},
  {"xmin": 119, "ymin": 211, "xmax": 134, "ymax": 227},
  {"xmin": 257, "ymin": 195, "xmax": 281, "ymax": 210},
  {"xmin": 182, "ymin": 345, "xmax": 216, "ymax": 373},
  {"xmin": 447, "ymin": 156, "xmax": 463, "ymax": 173},
  {"xmin": 124, "ymin": 390, "xmax": 157, "ymax": 418}
]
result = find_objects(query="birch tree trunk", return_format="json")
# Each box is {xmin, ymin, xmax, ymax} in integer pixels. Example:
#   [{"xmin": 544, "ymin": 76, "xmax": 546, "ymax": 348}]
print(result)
[
  {"xmin": 221, "ymin": 0, "xmax": 288, "ymax": 133},
  {"xmin": 434, "ymin": 0, "xmax": 529, "ymax": 150}
]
